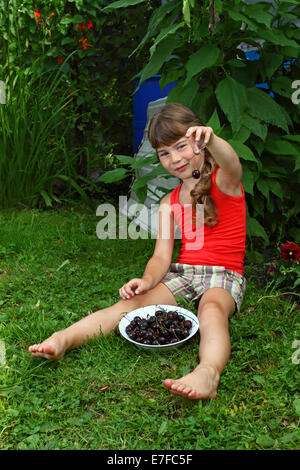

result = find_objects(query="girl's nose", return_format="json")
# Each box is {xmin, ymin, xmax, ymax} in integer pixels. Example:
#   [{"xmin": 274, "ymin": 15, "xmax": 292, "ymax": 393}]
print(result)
[{"xmin": 170, "ymin": 151, "xmax": 181, "ymax": 163}]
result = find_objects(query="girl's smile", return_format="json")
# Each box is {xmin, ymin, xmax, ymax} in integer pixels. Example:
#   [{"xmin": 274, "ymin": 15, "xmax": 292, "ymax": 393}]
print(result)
[{"xmin": 176, "ymin": 163, "xmax": 189, "ymax": 172}]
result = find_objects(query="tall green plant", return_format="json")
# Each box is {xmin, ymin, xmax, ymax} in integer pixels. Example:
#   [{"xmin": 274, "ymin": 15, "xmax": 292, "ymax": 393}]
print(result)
[
  {"xmin": 0, "ymin": 56, "xmax": 94, "ymax": 208},
  {"xmin": 103, "ymin": 0, "xmax": 300, "ymax": 250}
]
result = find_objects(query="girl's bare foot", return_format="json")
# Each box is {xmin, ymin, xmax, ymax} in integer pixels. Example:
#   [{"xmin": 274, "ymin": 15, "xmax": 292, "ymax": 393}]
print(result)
[
  {"xmin": 28, "ymin": 332, "xmax": 67, "ymax": 360},
  {"xmin": 163, "ymin": 364, "xmax": 220, "ymax": 400}
]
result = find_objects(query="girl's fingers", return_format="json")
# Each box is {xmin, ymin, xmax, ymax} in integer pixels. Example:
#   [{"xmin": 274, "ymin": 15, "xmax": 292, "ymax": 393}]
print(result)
[
  {"xmin": 119, "ymin": 279, "xmax": 141, "ymax": 299},
  {"xmin": 203, "ymin": 127, "xmax": 212, "ymax": 145},
  {"xmin": 185, "ymin": 126, "xmax": 213, "ymax": 146}
]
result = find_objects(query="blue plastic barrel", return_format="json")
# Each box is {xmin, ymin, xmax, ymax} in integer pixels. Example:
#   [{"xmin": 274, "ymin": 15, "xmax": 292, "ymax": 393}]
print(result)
[{"xmin": 133, "ymin": 75, "xmax": 177, "ymax": 153}]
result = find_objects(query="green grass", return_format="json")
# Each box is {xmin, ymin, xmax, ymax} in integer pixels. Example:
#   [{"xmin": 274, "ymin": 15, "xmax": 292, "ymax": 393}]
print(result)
[{"xmin": 0, "ymin": 204, "xmax": 299, "ymax": 450}]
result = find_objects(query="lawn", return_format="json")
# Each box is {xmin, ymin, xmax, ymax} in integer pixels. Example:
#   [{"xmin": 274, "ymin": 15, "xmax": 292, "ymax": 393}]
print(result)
[{"xmin": 0, "ymin": 204, "xmax": 299, "ymax": 450}]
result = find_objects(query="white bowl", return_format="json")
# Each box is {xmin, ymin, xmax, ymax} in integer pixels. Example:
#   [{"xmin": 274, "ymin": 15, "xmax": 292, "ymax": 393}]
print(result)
[{"xmin": 119, "ymin": 304, "xmax": 199, "ymax": 351}]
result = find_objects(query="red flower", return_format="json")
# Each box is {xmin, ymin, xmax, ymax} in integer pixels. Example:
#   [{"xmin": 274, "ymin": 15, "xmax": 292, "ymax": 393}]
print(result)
[
  {"xmin": 33, "ymin": 9, "xmax": 42, "ymax": 18},
  {"xmin": 78, "ymin": 37, "xmax": 93, "ymax": 50},
  {"xmin": 57, "ymin": 56, "xmax": 62, "ymax": 65},
  {"xmin": 87, "ymin": 20, "xmax": 93, "ymax": 29},
  {"xmin": 280, "ymin": 241, "xmax": 300, "ymax": 262},
  {"xmin": 78, "ymin": 22, "xmax": 86, "ymax": 31},
  {"xmin": 33, "ymin": 9, "xmax": 42, "ymax": 24}
]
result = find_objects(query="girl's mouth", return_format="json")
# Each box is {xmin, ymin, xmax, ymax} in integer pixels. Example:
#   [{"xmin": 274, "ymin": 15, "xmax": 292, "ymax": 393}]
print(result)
[{"xmin": 176, "ymin": 163, "xmax": 188, "ymax": 172}]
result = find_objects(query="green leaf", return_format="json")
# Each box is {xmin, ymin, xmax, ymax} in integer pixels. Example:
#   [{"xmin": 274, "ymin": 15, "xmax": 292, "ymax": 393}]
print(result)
[
  {"xmin": 269, "ymin": 180, "xmax": 283, "ymax": 199},
  {"xmin": 241, "ymin": 165, "xmax": 255, "ymax": 195},
  {"xmin": 253, "ymin": 375, "xmax": 265, "ymax": 385},
  {"xmin": 102, "ymin": 0, "xmax": 146, "ymax": 11},
  {"xmin": 246, "ymin": 87, "xmax": 289, "ymax": 132},
  {"xmin": 98, "ymin": 168, "xmax": 129, "ymax": 183},
  {"xmin": 129, "ymin": 1, "xmax": 181, "ymax": 58},
  {"xmin": 262, "ymin": 52, "xmax": 283, "ymax": 81},
  {"xmin": 228, "ymin": 140, "xmax": 257, "ymax": 162},
  {"xmin": 271, "ymin": 76, "xmax": 293, "ymax": 99},
  {"xmin": 132, "ymin": 165, "xmax": 168, "ymax": 191},
  {"xmin": 137, "ymin": 37, "xmax": 180, "ymax": 90},
  {"xmin": 243, "ymin": 115, "xmax": 268, "ymax": 141},
  {"xmin": 133, "ymin": 153, "xmax": 158, "ymax": 169},
  {"xmin": 206, "ymin": 109, "xmax": 221, "ymax": 130},
  {"xmin": 53, "ymin": 175, "xmax": 92, "ymax": 206},
  {"xmin": 259, "ymin": 29, "xmax": 298, "ymax": 48},
  {"xmin": 150, "ymin": 22, "xmax": 184, "ymax": 57},
  {"xmin": 167, "ymin": 76, "xmax": 199, "ymax": 107},
  {"xmin": 134, "ymin": 185, "xmax": 148, "ymax": 204},
  {"xmin": 265, "ymin": 139, "xmax": 299, "ymax": 155},
  {"xmin": 159, "ymin": 68, "xmax": 183, "ymax": 91},
  {"xmin": 228, "ymin": 11, "xmax": 258, "ymax": 31},
  {"xmin": 280, "ymin": 432, "xmax": 300, "ymax": 445},
  {"xmin": 293, "ymin": 278, "xmax": 300, "ymax": 289},
  {"xmin": 294, "ymin": 155, "xmax": 300, "ymax": 172},
  {"xmin": 39, "ymin": 190, "xmax": 52, "ymax": 207},
  {"xmin": 247, "ymin": 216, "xmax": 269, "ymax": 242},
  {"xmin": 60, "ymin": 14, "xmax": 76, "ymax": 25},
  {"xmin": 256, "ymin": 178, "xmax": 269, "ymax": 202},
  {"xmin": 282, "ymin": 135, "xmax": 300, "ymax": 143},
  {"xmin": 115, "ymin": 155, "xmax": 136, "ymax": 165},
  {"xmin": 232, "ymin": 126, "xmax": 251, "ymax": 144},
  {"xmin": 227, "ymin": 58, "xmax": 246, "ymax": 68},
  {"xmin": 256, "ymin": 434, "xmax": 275, "ymax": 448},
  {"xmin": 215, "ymin": 77, "xmax": 248, "ymax": 132},
  {"xmin": 158, "ymin": 420, "xmax": 168, "ymax": 435},
  {"xmin": 184, "ymin": 45, "xmax": 220, "ymax": 86},
  {"xmin": 245, "ymin": 7, "xmax": 272, "ymax": 28},
  {"xmin": 182, "ymin": 0, "xmax": 192, "ymax": 27}
]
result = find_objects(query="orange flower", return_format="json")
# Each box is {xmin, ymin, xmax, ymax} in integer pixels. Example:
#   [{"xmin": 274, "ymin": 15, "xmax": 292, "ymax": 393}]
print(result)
[
  {"xmin": 33, "ymin": 9, "xmax": 42, "ymax": 18},
  {"xmin": 78, "ymin": 37, "xmax": 93, "ymax": 50},
  {"xmin": 33, "ymin": 9, "xmax": 42, "ymax": 23},
  {"xmin": 47, "ymin": 12, "xmax": 55, "ymax": 21}
]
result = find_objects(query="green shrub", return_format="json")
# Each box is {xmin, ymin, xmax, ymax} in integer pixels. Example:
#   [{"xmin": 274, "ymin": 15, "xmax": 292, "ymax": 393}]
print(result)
[
  {"xmin": 105, "ymin": 0, "xmax": 300, "ymax": 251},
  {"xmin": 0, "ymin": 0, "xmax": 159, "ymax": 207}
]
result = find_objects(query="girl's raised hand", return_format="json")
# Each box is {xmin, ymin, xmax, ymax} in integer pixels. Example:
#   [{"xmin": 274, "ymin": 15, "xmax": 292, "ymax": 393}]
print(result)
[
  {"xmin": 119, "ymin": 278, "xmax": 151, "ymax": 300},
  {"xmin": 185, "ymin": 126, "xmax": 214, "ymax": 152}
]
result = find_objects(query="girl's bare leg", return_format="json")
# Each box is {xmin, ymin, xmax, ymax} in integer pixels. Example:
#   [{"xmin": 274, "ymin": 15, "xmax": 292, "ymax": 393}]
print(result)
[
  {"xmin": 28, "ymin": 282, "xmax": 177, "ymax": 360},
  {"xmin": 163, "ymin": 287, "xmax": 235, "ymax": 400}
]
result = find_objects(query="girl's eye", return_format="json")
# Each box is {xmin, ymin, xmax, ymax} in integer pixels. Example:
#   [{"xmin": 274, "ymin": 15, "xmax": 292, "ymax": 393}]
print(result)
[
  {"xmin": 177, "ymin": 145, "xmax": 186, "ymax": 150},
  {"xmin": 160, "ymin": 152, "xmax": 168, "ymax": 158}
]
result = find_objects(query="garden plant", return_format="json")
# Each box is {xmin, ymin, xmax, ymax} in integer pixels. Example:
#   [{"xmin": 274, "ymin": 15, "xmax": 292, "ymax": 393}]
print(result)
[{"xmin": 0, "ymin": 0, "xmax": 299, "ymax": 452}]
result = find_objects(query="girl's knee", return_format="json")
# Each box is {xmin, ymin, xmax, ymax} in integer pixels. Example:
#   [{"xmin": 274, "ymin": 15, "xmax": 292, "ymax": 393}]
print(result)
[
  {"xmin": 197, "ymin": 289, "xmax": 236, "ymax": 320},
  {"xmin": 197, "ymin": 301, "xmax": 231, "ymax": 327}
]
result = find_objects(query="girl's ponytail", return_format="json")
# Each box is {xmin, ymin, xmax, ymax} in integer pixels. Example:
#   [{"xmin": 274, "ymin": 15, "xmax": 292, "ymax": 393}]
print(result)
[{"xmin": 190, "ymin": 149, "xmax": 218, "ymax": 227}]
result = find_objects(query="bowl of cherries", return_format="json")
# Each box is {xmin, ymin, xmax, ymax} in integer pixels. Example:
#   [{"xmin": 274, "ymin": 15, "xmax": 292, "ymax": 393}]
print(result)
[{"xmin": 119, "ymin": 305, "xmax": 199, "ymax": 351}]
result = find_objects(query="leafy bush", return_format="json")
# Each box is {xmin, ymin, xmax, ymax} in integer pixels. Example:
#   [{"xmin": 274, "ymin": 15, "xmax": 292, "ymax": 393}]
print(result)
[
  {"xmin": 0, "ymin": 0, "xmax": 159, "ymax": 207},
  {"xmin": 105, "ymin": 0, "xmax": 300, "ymax": 252}
]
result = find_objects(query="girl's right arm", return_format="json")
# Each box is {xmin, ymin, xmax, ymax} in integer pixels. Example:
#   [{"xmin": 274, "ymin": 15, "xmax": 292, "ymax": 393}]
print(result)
[{"xmin": 119, "ymin": 193, "xmax": 174, "ymax": 300}]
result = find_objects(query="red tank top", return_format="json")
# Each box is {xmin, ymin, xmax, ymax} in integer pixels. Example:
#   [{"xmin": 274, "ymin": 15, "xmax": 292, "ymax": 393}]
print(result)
[{"xmin": 170, "ymin": 167, "xmax": 246, "ymax": 275}]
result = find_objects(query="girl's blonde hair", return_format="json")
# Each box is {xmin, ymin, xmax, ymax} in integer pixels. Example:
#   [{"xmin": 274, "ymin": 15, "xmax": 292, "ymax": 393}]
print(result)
[{"xmin": 148, "ymin": 103, "xmax": 218, "ymax": 227}]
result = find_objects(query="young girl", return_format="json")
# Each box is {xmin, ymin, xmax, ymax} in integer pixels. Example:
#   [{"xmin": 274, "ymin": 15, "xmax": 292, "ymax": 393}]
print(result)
[{"xmin": 29, "ymin": 103, "xmax": 246, "ymax": 401}]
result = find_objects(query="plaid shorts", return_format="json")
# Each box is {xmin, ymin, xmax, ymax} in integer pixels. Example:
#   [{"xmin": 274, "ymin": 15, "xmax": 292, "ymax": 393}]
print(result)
[{"xmin": 161, "ymin": 263, "xmax": 246, "ymax": 312}]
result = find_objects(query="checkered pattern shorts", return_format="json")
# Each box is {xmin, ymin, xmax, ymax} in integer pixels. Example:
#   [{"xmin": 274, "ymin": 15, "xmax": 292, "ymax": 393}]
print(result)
[{"xmin": 161, "ymin": 263, "xmax": 246, "ymax": 312}]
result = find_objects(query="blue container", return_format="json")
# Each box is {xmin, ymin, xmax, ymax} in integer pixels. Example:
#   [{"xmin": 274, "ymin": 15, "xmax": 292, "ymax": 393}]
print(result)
[{"xmin": 133, "ymin": 75, "xmax": 177, "ymax": 153}]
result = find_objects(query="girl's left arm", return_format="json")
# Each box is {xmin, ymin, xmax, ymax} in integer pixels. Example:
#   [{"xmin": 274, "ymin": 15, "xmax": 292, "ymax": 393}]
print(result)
[{"xmin": 186, "ymin": 127, "xmax": 242, "ymax": 189}]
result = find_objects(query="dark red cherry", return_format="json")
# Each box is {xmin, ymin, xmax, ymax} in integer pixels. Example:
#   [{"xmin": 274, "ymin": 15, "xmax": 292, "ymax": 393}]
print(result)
[{"xmin": 192, "ymin": 169, "xmax": 200, "ymax": 179}]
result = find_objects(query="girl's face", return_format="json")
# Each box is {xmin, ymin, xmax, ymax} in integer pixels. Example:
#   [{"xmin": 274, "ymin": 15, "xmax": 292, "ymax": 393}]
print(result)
[{"xmin": 157, "ymin": 136, "xmax": 203, "ymax": 179}]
